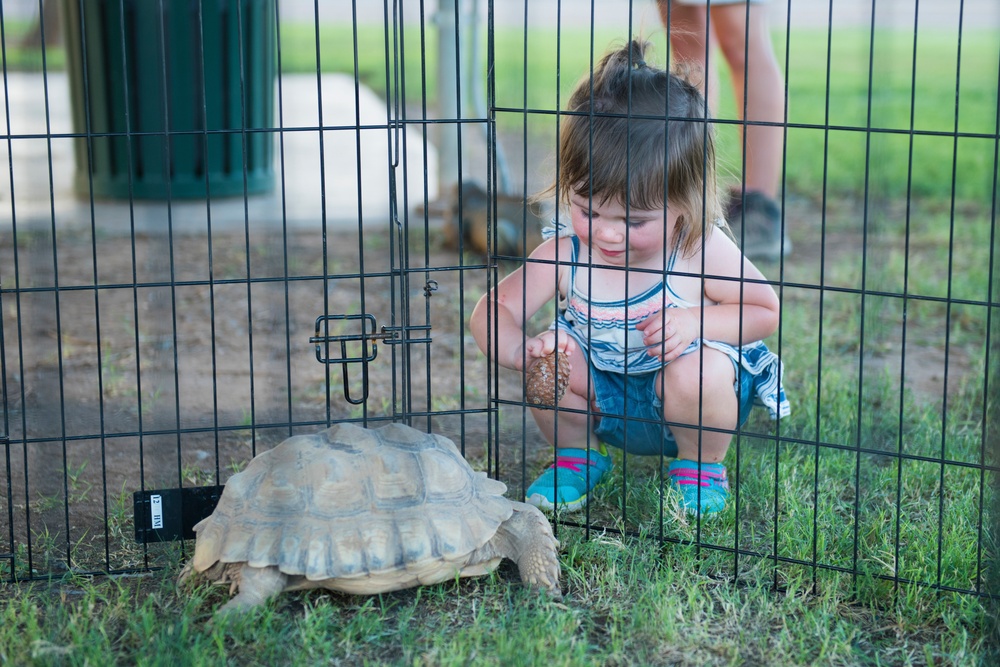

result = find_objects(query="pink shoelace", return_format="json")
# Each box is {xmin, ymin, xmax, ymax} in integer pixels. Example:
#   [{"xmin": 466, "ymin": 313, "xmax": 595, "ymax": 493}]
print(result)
[
  {"xmin": 668, "ymin": 466, "xmax": 729, "ymax": 488},
  {"xmin": 552, "ymin": 456, "xmax": 597, "ymax": 474}
]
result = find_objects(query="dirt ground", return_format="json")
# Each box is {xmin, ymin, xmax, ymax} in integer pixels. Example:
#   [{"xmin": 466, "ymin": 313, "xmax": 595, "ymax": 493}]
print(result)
[{"xmin": 0, "ymin": 215, "xmax": 536, "ymax": 575}]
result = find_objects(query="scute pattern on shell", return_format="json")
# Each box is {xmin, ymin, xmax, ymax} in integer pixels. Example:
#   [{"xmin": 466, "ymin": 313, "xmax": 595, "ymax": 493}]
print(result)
[{"xmin": 191, "ymin": 422, "xmax": 512, "ymax": 581}]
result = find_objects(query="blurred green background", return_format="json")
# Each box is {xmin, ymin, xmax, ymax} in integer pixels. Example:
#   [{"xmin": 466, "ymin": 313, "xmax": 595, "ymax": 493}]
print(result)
[
  {"xmin": 280, "ymin": 21, "xmax": 999, "ymax": 205},
  {"xmin": 4, "ymin": 9, "xmax": 997, "ymax": 204}
]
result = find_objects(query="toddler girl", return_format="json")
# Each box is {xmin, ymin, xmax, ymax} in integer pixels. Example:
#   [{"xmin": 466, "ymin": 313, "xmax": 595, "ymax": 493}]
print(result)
[{"xmin": 470, "ymin": 39, "xmax": 789, "ymax": 516}]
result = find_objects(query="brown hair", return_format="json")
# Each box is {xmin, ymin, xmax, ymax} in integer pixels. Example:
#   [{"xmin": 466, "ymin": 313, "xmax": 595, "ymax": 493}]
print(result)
[{"xmin": 553, "ymin": 39, "xmax": 721, "ymax": 257}]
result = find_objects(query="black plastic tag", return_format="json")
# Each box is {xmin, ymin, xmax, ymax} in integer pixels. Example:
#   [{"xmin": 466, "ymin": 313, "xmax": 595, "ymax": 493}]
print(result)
[{"xmin": 132, "ymin": 485, "xmax": 225, "ymax": 543}]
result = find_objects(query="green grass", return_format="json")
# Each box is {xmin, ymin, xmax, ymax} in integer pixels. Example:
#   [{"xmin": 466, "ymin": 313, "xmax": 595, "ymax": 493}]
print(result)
[
  {"xmin": 271, "ymin": 22, "xmax": 1000, "ymax": 204},
  {"xmin": 775, "ymin": 28, "xmax": 1000, "ymax": 203},
  {"xmin": 0, "ymin": 534, "xmax": 992, "ymax": 666},
  {"xmin": 586, "ymin": 375, "xmax": 993, "ymax": 595},
  {"xmin": 0, "ymin": 19, "xmax": 65, "ymax": 71}
]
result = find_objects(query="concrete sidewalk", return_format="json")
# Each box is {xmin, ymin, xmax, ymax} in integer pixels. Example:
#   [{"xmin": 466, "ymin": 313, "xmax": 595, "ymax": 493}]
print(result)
[{"xmin": 0, "ymin": 71, "xmax": 437, "ymax": 235}]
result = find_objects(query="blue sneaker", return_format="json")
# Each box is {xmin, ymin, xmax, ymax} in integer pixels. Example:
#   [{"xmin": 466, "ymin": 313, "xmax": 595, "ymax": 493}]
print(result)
[
  {"xmin": 667, "ymin": 460, "xmax": 730, "ymax": 516},
  {"xmin": 526, "ymin": 444, "xmax": 612, "ymax": 512}
]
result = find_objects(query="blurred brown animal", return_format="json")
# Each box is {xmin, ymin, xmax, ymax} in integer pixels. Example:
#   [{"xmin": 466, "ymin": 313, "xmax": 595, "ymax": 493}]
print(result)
[{"xmin": 441, "ymin": 182, "xmax": 545, "ymax": 258}]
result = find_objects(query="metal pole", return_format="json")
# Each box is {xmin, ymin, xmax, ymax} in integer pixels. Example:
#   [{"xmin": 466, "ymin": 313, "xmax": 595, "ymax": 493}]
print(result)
[{"xmin": 435, "ymin": 0, "xmax": 460, "ymax": 192}]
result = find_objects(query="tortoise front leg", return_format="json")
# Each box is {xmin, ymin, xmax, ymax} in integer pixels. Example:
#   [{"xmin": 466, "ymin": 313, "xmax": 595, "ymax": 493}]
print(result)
[{"xmin": 495, "ymin": 502, "xmax": 562, "ymax": 598}]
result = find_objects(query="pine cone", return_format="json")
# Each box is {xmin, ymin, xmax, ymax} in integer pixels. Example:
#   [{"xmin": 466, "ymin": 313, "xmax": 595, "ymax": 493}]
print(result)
[{"xmin": 525, "ymin": 351, "xmax": 570, "ymax": 407}]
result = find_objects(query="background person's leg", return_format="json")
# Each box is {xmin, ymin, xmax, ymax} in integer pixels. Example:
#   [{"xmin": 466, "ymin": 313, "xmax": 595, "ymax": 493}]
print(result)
[
  {"xmin": 661, "ymin": 1, "xmax": 789, "ymax": 260},
  {"xmin": 710, "ymin": 2, "xmax": 785, "ymax": 201},
  {"xmin": 661, "ymin": 1, "xmax": 720, "ymax": 112}
]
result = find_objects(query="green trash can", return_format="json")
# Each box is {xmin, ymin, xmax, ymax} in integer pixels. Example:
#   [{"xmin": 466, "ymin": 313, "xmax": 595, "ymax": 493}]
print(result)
[{"xmin": 61, "ymin": 0, "xmax": 275, "ymax": 199}]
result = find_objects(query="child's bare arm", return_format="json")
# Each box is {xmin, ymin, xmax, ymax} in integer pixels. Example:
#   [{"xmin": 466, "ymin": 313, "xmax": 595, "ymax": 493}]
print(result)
[
  {"xmin": 637, "ymin": 232, "xmax": 780, "ymax": 362},
  {"xmin": 470, "ymin": 238, "xmax": 573, "ymax": 370},
  {"xmin": 700, "ymin": 233, "xmax": 781, "ymax": 343}
]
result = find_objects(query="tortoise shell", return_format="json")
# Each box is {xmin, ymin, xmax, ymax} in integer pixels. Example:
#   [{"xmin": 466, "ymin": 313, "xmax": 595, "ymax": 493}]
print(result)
[{"xmin": 190, "ymin": 422, "xmax": 512, "ymax": 582}]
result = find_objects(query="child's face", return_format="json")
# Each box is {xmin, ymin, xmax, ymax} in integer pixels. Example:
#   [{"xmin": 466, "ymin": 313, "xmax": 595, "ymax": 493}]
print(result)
[{"xmin": 569, "ymin": 194, "xmax": 678, "ymax": 266}]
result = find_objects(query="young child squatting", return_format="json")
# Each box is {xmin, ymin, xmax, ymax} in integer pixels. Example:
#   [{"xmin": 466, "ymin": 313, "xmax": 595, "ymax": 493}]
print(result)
[{"xmin": 470, "ymin": 40, "xmax": 789, "ymax": 516}]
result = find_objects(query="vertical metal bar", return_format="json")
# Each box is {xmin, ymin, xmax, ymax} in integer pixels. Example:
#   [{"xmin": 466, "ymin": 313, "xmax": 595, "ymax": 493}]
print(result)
[
  {"xmin": 233, "ymin": 0, "xmax": 259, "ymax": 456},
  {"xmin": 453, "ymin": 0, "xmax": 468, "ymax": 452},
  {"xmin": 152, "ymin": 0, "xmax": 185, "ymax": 548},
  {"xmin": 31, "ymin": 0, "xmax": 74, "ymax": 572},
  {"xmin": 118, "ymin": 0, "xmax": 151, "ymax": 570},
  {"xmin": 417, "ymin": 0, "xmax": 436, "ymax": 434},
  {"xmin": 982, "ymin": 16, "xmax": 1000, "ymax": 605},
  {"xmin": 0, "ymin": 0, "xmax": 13, "ymax": 574},
  {"xmin": 578, "ymin": 0, "xmax": 595, "ymax": 537},
  {"xmin": 0, "ymin": 267, "xmax": 9, "ymax": 582},
  {"xmin": 386, "ymin": 0, "xmax": 408, "ymax": 426},
  {"xmin": 979, "ymin": 11, "xmax": 1000, "ymax": 602},
  {"xmin": 190, "ymin": 0, "xmax": 223, "ymax": 486},
  {"xmin": 771, "ymin": 0, "xmax": 793, "ymax": 592},
  {"xmin": 348, "ymin": 0, "xmax": 370, "ymax": 424},
  {"xmin": 67, "ymin": 0, "xmax": 100, "ymax": 569},
  {"xmin": 660, "ymin": 0, "xmax": 673, "ymax": 559},
  {"xmin": 849, "ymin": 0, "xmax": 880, "ymax": 595},
  {"xmin": 0, "ymin": 0, "xmax": 13, "ymax": 580},
  {"xmin": 311, "ymin": 0, "xmax": 332, "ymax": 425},
  {"xmin": 936, "ymin": 0, "xmax": 968, "ymax": 590},
  {"xmin": 622, "ymin": 0, "xmax": 635, "ymax": 541},
  {"xmin": 508, "ymin": 0, "xmax": 527, "ymax": 504},
  {"xmin": 811, "ymin": 0, "xmax": 836, "ymax": 595},
  {"xmin": 436, "ymin": 0, "xmax": 459, "ymax": 193},
  {"xmin": 485, "ymin": 0, "xmax": 498, "ymax": 474},
  {"xmin": 892, "ymin": 0, "xmax": 923, "ymax": 598},
  {"xmin": 272, "ymin": 0, "xmax": 294, "ymax": 440},
  {"xmin": 75, "ymin": 0, "xmax": 114, "ymax": 571},
  {"xmin": 382, "ymin": 0, "xmax": 398, "ymax": 423}
]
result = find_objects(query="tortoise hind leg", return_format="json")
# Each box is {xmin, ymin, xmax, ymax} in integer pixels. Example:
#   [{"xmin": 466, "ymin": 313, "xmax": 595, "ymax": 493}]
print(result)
[
  {"xmin": 216, "ymin": 564, "xmax": 288, "ymax": 617},
  {"xmin": 493, "ymin": 502, "xmax": 562, "ymax": 598}
]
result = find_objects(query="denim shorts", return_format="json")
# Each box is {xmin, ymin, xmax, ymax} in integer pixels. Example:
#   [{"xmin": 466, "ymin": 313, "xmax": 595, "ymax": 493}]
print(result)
[{"xmin": 591, "ymin": 358, "xmax": 755, "ymax": 457}]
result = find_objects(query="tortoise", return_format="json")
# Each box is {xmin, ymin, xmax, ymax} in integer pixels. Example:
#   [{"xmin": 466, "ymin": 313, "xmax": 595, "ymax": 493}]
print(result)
[{"xmin": 178, "ymin": 422, "xmax": 561, "ymax": 617}]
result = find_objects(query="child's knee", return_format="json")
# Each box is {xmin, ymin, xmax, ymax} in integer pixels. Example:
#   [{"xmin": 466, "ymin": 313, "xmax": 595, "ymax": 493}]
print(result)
[
  {"xmin": 659, "ymin": 352, "xmax": 736, "ymax": 417},
  {"xmin": 662, "ymin": 348, "xmax": 731, "ymax": 385}
]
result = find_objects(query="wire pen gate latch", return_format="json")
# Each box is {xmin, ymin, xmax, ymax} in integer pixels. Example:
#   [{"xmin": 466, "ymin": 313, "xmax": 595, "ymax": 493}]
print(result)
[{"xmin": 310, "ymin": 313, "xmax": 432, "ymax": 404}]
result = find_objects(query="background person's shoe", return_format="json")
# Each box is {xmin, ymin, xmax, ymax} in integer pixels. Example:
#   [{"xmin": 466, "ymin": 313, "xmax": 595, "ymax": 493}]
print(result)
[{"xmin": 725, "ymin": 189, "xmax": 791, "ymax": 262}]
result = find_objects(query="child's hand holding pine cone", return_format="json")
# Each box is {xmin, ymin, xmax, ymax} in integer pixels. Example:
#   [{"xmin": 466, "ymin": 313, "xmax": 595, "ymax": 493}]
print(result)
[{"xmin": 525, "ymin": 351, "xmax": 570, "ymax": 407}]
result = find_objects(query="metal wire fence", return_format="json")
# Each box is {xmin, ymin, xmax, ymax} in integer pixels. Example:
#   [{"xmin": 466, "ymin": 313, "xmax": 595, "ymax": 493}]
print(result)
[{"xmin": 0, "ymin": 0, "xmax": 996, "ymax": 605}]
